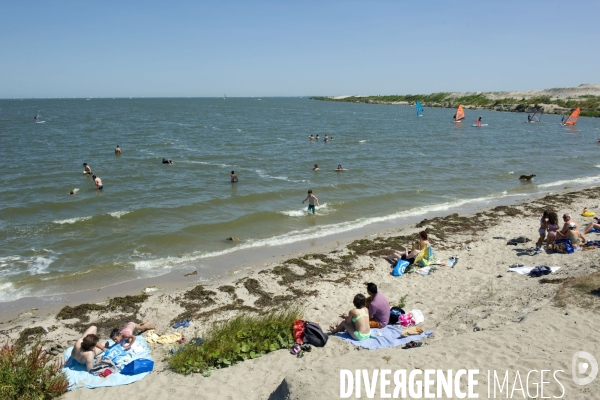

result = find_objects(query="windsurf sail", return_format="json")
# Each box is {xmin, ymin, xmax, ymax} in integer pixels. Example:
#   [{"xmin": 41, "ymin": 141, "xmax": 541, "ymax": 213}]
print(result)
[
  {"xmin": 563, "ymin": 107, "xmax": 580, "ymax": 125},
  {"xmin": 416, "ymin": 101, "xmax": 424, "ymax": 116},
  {"xmin": 530, "ymin": 107, "xmax": 543, "ymax": 122},
  {"xmin": 454, "ymin": 105, "xmax": 465, "ymax": 121}
]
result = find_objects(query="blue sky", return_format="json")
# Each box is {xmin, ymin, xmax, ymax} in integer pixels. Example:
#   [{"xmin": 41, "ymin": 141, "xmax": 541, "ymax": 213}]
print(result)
[{"xmin": 1, "ymin": 0, "xmax": 599, "ymax": 98}]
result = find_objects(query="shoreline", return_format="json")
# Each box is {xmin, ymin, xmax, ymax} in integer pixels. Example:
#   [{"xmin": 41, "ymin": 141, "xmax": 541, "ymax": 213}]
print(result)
[
  {"xmin": 0, "ymin": 183, "xmax": 584, "ymax": 322},
  {"xmin": 4, "ymin": 184, "xmax": 600, "ymax": 398},
  {"xmin": 311, "ymin": 84, "xmax": 600, "ymax": 117}
]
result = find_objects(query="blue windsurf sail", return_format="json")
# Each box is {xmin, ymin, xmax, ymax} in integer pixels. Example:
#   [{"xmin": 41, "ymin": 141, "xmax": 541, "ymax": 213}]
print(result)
[{"xmin": 416, "ymin": 101, "xmax": 424, "ymax": 116}]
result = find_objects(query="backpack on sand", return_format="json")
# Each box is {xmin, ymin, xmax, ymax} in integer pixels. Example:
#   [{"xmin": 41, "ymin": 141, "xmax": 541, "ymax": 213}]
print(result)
[{"xmin": 303, "ymin": 321, "xmax": 328, "ymax": 347}]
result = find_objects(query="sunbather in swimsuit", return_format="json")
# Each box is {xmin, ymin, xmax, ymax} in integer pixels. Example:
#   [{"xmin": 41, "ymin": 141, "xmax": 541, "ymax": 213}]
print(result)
[
  {"xmin": 547, "ymin": 223, "xmax": 558, "ymax": 238},
  {"xmin": 351, "ymin": 311, "xmax": 371, "ymax": 340}
]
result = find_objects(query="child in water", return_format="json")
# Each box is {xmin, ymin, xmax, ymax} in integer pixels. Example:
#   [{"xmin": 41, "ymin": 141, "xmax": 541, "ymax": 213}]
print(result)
[{"xmin": 302, "ymin": 190, "xmax": 320, "ymax": 214}]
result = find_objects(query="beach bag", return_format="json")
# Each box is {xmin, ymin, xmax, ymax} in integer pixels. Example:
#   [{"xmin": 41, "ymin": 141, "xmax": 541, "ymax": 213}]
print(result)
[
  {"xmin": 293, "ymin": 319, "xmax": 306, "ymax": 343},
  {"xmin": 409, "ymin": 309, "xmax": 425, "ymax": 325},
  {"xmin": 529, "ymin": 266, "xmax": 551, "ymax": 278},
  {"xmin": 564, "ymin": 240, "xmax": 574, "ymax": 254},
  {"xmin": 399, "ymin": 313, "xmax": 415, "ymax": 327},
  {"xmin": 121, "ymin": 358, "xmax": 154, "ymax": 375},
  {"xmin": 303, "ymin": 322, "xmax": 328, "ymax": 347},
  {"xmin": 389, "ymin": 307, "xmax": 405, "ymax": 325},
  {"xmin": 392, "ymin": 260, "xmax": 410, "ymax": 276}
]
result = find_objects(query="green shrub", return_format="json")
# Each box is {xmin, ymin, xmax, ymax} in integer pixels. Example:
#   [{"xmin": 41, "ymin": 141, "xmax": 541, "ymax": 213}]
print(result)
[
  {"xmin": 0, "ymin": 341, "xmax": 68, "ymax": 400},
  {"xmin": 169, "ymin": 306, "xmax": 303, "ymax": 375}
]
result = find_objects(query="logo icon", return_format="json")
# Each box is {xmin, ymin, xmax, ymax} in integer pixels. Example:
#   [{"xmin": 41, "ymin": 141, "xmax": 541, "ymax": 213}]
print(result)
[{"xmin": 572, "ymin": 351, "xmax": 598, "ymax": 385}]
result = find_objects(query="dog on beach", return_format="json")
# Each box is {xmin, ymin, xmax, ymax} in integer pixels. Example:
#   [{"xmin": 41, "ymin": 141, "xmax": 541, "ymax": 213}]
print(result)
[{"xmin": 519, "ymin": 174, "xmax": 536, "ymax": 180}]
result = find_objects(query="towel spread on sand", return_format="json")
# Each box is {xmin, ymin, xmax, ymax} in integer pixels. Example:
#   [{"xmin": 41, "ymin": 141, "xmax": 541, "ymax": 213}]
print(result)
[
  {"xmin": 145, "ymin": 330, "xmax": 182, "ymax": 344},
  {"xmin": 335, "ymin": 325, "xmax": 433, "ymax": 349},
  {"xmin": 62, "ymin": 336, "xmax": 153, "ymax": 390},
  {"xmin": 507, "ymin": 266, "xmax": 560, "ymax": 275}
]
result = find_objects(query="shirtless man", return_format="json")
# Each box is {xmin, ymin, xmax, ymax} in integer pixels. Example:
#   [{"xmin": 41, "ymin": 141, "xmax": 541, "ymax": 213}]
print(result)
[
  {"xmin": 557, "ymin": 213, "xmax": 578, "ymax": 239},
  {"xmin": 92, "ymin": 175, "xmax": 103, "ymax": 190},
  {"xmin": 115, "ymin": 145, "xmax": 121, "ymax": 154},
  {"xmin": 83, "ymin": 163, "xmax": 92, "ymax": 174},
  {"xmin": 70, "ymin": 326, "xmax": 106, "ymax": 372},
  {"xmin": 302, "ymin": 189, "xmax": 319, "ymax": 214},
  {"xmin": 231, "ymin": 171, "xmax": 238, "ymax": 183}
]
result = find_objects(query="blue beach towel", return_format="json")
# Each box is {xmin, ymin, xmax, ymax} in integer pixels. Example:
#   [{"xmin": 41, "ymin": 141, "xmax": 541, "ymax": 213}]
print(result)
[
  {"xmin": 62, "ymin": 336, "xmax": 153, "ymax": 390},
  {"xmin": 334, "ymin": 325, "xmax": 432, "ymax": 350}
]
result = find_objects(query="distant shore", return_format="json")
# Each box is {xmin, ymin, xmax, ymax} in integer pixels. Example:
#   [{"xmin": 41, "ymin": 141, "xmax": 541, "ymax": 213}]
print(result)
[{"xmin": 311, "ymin": 83, "xmax": 600, "ymax": 117}]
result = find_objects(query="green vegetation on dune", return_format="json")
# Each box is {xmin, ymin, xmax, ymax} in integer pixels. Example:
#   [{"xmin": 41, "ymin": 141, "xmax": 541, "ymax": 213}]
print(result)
[
  {"xmin": 311, "ymin": 93, "xmax": 600, "ymax": 117},
  {"xmin": 168, "ymin": 306, "xmax": 303, "ymax": 375}
]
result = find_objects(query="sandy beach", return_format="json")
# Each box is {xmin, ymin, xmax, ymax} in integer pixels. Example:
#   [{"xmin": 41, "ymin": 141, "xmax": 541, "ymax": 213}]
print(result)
[{"xmin": 3, "ymin": 186, "xmax": 600, "ymax": 399}]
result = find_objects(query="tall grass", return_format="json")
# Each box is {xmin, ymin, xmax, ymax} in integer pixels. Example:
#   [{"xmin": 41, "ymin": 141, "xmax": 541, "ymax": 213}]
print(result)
[
  {"xmin": 0, "ymin": 341, "xmax": 68, "ymax": 400},
  {"xmin": 169, "ymin": 306, "xmax": 303, "ymax": 375}
]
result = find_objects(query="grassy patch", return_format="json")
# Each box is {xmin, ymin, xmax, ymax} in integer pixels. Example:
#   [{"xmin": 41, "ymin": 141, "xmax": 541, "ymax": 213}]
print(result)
[
  {"xmin": 0, "ymin": 341, "xmax": 68, "ymax": 399},
  {"xmin": 554, "ymin": 272, "xmax": 600, "ymax": 309},
  {"xmin": 168, "ymin": 306, "xmax": 303, "ymax": 375}
]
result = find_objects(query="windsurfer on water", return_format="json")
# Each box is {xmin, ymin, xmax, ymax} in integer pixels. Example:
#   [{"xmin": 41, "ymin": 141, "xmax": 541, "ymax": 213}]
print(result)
[
  {"xmin": 528, "ymin": 114, "xmax": 532, "ymax": 122},
  {"xmin": 34, "ymin": 115, "xmax": 38, "ymax": 123},
  {"xmin": 476, "ymin": 116, "xmax": 482, "ymax": 127}
]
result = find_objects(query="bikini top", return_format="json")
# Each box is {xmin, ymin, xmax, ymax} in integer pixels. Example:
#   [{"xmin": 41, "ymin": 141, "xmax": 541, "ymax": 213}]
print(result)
[
  {"xmin": 351, "ymin": 310, "xmax": 368, "ymax": 323},
  {"xmin": 548, "ymin": 223, "xmax": 559, "ymax": 230}
]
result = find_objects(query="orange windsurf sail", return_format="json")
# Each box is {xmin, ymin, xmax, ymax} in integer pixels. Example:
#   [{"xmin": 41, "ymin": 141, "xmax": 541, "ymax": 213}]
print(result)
[
  {"xmin": 564, "ymin": 107, "xmax": 580, "ymax": 125},
  {"xmin": 454, "ymin": 105, "xmax": 465, "ymax": 121}
]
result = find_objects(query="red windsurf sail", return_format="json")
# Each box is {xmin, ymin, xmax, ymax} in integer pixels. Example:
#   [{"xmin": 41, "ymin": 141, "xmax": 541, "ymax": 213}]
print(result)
[
  {"xmin": 454, "ymin": 105, "xmax": 465, "ymax": 121},
  {"xmin": 564, "ymin": 107, "xmax": 580, "ymax": 125}
]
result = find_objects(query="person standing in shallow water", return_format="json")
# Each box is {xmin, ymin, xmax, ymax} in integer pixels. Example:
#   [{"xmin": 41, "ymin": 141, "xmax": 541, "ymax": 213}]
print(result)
[
  {"xmin": 302, "ymin": 189, "xmax": 319, "ymax": 214},
  {"xmin": 115, "ymin": 145, "xmax": 121, "ymax": 154},
  {"xmin": 231, "ymin": 171, "xmax": 238, "ymax": 183}
]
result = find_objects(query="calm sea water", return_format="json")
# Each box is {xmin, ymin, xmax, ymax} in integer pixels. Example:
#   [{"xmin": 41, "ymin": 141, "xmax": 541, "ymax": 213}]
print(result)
[{"xmin": 1, "ymin": 97, "xmax": 600, "ymax": 302}]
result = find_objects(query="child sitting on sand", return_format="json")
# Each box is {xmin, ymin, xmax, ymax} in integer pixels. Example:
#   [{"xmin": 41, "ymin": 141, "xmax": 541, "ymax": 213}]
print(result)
[{"xmin": 110, "ymin": 321, "xmax": 155, "ymax": 349}]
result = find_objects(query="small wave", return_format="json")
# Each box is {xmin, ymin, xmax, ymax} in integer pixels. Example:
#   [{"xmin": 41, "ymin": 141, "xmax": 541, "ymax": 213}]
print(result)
[
  {"xmin": 595, "ymin": 165, "xmax": 600, "ymax": 168},
  {"xmin": 71, "ymin": 188, "xmax": 79, "ymax": 193},
  {"xmin": 109, "ymin": 211, "xmax": 130, "ymax": 219},
  {"xmin": 536, "ymin": 175, "xmax": 600, "ymax": 189},
  {"xmin": 53, "ymin": 216, "xmax": 92, "ymax": 224},
  {"xmin": 359, "ymin": 140, "xmax": 367, "ymax": 143},
  {"xmin": 256, "ymin": 169, "xmax": 307, "ymax": 183},
  {"xmin": 508, "ymin": 171, "xmax": 514, "ymax": 174},
  {"xmin": 188, "ymin": 161, "xmax": 232, "ymax": 168},
  {"xmin": 0, "ymin": 282, "xmax": 28, "ymax": 302},
  {"xmin": 281, "ymin": 203, "xmax": 329, "ymax": 217},
  {"xmin": 0, "ymin": 250, "xmax": 55, "ymax": 279}
]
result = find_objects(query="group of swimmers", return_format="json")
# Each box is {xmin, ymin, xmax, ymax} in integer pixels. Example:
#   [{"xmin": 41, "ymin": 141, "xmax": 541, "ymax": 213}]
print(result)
[
  {"xmin": 80, "ymin": 163, "xmax": 103, "ymax": 191},
  {"xmin": 309, "ymin": 134, "xmax": 333, "ymax": 142}
]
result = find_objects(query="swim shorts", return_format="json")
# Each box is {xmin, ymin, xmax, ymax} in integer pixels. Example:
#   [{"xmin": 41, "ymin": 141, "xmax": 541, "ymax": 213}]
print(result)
[
  {"xmin": 308, "ymin": 205, "xmax": 315, "ymax": 214},
  {"xmin": 97, "ymin": 185, "xmax": 103, "ymax": 190}
]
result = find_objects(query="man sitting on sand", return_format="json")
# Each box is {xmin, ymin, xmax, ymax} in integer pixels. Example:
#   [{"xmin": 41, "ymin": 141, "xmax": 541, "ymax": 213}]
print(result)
[
  {"xmin": 366, "ymin": 283, "xmax": 389, "ymax": 329},
  {"xmin": 70, "ymin": 325, "xmax": 107, "ymax": 372},
  {"xmin": 557, "ymin": 213, "xmax": 579, "ymax": 239}
]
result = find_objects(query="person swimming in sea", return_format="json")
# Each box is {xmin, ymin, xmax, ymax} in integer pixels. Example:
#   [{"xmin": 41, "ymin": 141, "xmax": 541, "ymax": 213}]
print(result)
[
  {"xmin": 313, "ymin": 164, "xmax": 319, "ymax": 171},
  {"xmin": 115, "ymin": 145, "xmax": 121, "ymax": 154},
  {"xmin": 316, "ymin": 134, "xmax": 320, "ymax": 140},
  {"xmin": 336, "ymin": 164, "xmax": 344, "ymax": 171},
  {"xmin": 309, "ymin": 134, "xmax": 314, "ymax": 141},
  {"xmin": 162, "ymin": 158, "xmax": 173, "ymax": 164},
  {"xmin": 324, "ymin": 134, "xmax": 329, "ymax": 142},
  {"xmin": 83, "ymin": 163, "xmax": 92, "ymax": 174},
  {"xmin": 92, "ymin": 175, "xmax": 103, "ymax": 190},
  {"xmin": 231, "ymin": 171, "xmax": 238, "ymax": 182}
]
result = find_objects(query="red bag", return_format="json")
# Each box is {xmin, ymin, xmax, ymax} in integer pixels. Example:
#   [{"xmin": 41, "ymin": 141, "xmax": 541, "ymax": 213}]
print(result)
[{"xmin": 293, "ymin": 319, "xmax": 306, "ymax": 343}]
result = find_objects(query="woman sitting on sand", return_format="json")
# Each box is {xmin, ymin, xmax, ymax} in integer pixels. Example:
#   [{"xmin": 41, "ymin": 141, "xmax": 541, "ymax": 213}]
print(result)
[
  {"xmin": 563, "ymin": 223, "xmax": 586, "ymax": 249},
  {"xmin": 328, "ymin": 294, "xmax": 371, "ymax": 341},
  {"xmin": 382, "ymin": 231, "xmax": 431, "ymax": 265}
]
